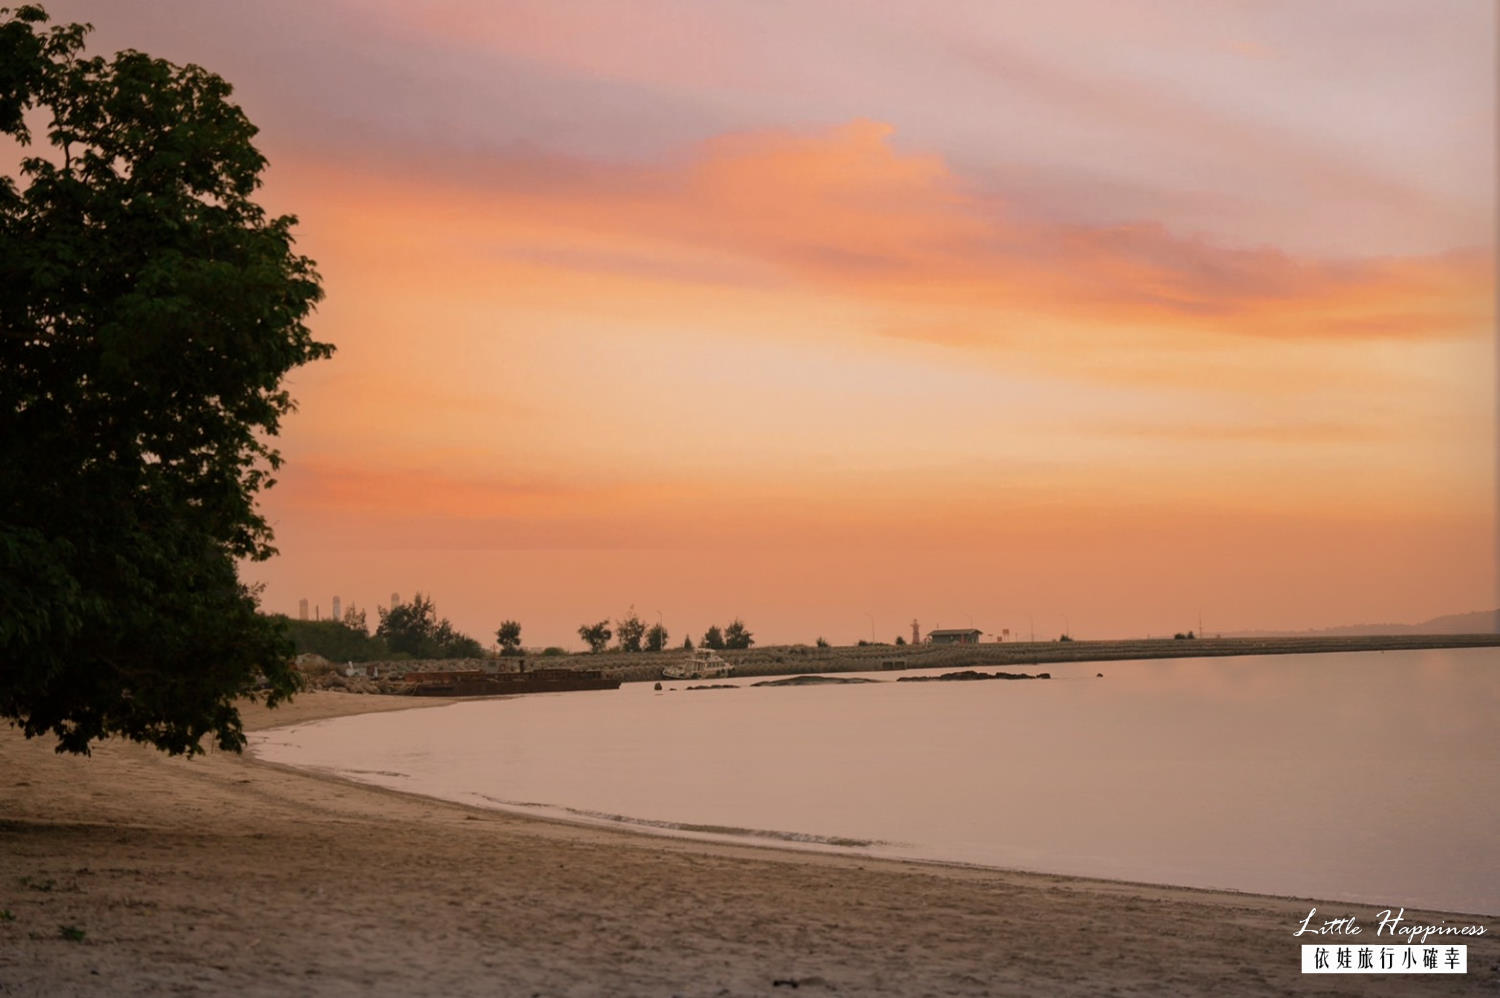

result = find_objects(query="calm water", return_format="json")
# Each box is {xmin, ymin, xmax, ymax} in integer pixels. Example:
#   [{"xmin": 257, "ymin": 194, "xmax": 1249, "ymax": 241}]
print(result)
[{"xmin": 252, "ymin": 648, "xmax": 1500, "ymax": 914}]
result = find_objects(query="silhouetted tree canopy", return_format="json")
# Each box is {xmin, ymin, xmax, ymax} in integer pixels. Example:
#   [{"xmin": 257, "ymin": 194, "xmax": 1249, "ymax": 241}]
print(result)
[
  {"xmin": 495, "ymin": 619, "xmax": 522, "ymax": 656},
  {"xmin": 723, "ymin": 618, "xmax": 753, "ymax": 650},
  {"xmin": 0, "ymin": 6, "xmax": 330, "ymax": 755},
  {"xmin": 578, "ymin": 620, "xmax": 611, "ymax": 653},
  {"xmin": 376, "ymin": 593, "xmax": 482, "ymax": 659},
  {"xmin": 279, "ymin": 617, "xmax": 389, "ymax": 663},
  {"xmin": 615, "ymin": 606, "xmax": 645, "ymax": 653},
  {"xmin": 644, "ymin": 621, "xmax": 669, "ymax": 652},
  {"xmin": 701, "ymin": 625, "xmax": 725, "ymax": 650}
]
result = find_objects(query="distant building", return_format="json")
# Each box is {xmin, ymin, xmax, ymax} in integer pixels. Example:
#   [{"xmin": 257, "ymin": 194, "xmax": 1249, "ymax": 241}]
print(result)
[
  {"xmin": 298, "ymin": 598, "xmax": 308, "ymax": 621},
  {"xmin": 928, "ymin": 628, "xmax": 983, "ymax": 645},
  {"xmin": 331, "ymin": 595, "xmax": 341, "ymax": 623}
]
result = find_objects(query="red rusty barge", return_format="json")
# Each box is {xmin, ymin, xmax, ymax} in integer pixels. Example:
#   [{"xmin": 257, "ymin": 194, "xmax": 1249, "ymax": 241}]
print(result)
[{"xmin": 403, "ymin": 668, "xmax": 620, "ymax": 697}]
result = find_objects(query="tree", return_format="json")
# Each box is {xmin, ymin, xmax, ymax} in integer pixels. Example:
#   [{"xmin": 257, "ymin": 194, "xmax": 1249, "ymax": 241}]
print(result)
[
  {"xmin": 701, "ymin": 625, "xmax": 725, "ymax": 650},
  {"xmin": 0, "ymin": 7, "xmax": 330, "ymax": 755},
  {"xmin": 278, "ymin": 617, "xmax": 389, "ymax": 663},
  {"xmin": 342, "ymin": 604, "xmax": 368, "ymax": 634},
  {"xmin": 377, "ymin": 593, "xmax": 439, "ymax": 655},
  {"xmin": 495, "ymin": 619, "xmax": 522, "ymax": 656},
  {"xmin": 723, "ymin": 618, "xmax": 753, "ymax": 650},
  {"xmin": 615, "ymin": 606, "xmax": 646, "ymax": 653},
  {"xmin": 578, "ymin": 620, "xmax": 611, "ymax": 653},
  {"xmin": 433, "ymin": 620, "xmax": 483, "ymax": 658},
  {"xmin": 895, "ymin": 635, "xmax": 906, "ymax": 646},
  {"xmin": 816, "ymin": 636, "xmax": 829, "ymax": 648},
  {"xmin": 644, "ymin": 621, "xmax": 669, "ymax": 652},
  {"xmin": 376, "ymin": 593, "xmax": 480, "ymax": 658},
  {"xmin": 682, "ymin": 635, "xmax": 694, "ymax": 651}
]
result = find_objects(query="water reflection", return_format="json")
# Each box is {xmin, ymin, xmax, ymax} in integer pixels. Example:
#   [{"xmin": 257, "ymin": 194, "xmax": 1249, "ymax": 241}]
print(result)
[{"xmin": 253, "ymin": 649, "xmax": 1500, "ymax": 914}]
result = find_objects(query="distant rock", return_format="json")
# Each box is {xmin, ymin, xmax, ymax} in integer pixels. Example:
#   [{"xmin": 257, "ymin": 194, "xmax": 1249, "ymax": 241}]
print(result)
[
  {"xmin": 897, "ymin": 670, "xmax": 1050, "ymax": 683},
  {"xmin": 750, "ymin": 675, "xmax": 879, "ymax": 687},
  {"xmin": 685, "ymin": 684, "xmax": 738, "ymax": 691}
]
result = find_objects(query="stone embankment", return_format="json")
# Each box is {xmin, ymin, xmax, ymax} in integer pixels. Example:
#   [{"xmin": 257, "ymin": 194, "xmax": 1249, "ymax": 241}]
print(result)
[{"xmin": 294, "ymin": 633, "xmax": 1500, "ymax": 693}]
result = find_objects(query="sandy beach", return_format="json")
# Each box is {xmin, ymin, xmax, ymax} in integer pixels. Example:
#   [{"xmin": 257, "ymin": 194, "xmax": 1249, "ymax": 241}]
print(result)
[{"xmin": 2, "ymin": 692, "xmax": 1494, "ymax": 997}]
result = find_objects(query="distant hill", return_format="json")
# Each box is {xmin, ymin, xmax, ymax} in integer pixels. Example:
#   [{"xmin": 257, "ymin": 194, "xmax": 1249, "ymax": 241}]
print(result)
[{"xmin": 1230, "ymin": 609, "xmax": 1499, "ymax": 638}]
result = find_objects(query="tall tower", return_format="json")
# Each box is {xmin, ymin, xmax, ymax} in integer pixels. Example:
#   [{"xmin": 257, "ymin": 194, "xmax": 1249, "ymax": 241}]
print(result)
[
  {"xmin": 911, "ymin": 618, "xmax": 920, "ymax": 645},
  {"xmin": 391, "ymin": 592, "xmax": 400, "ymax": 609},
  {"xmin": 298, "ymin": 598, "xmax": 308, "ymax": 621},
  {"xmin": 331, "ymin": 595, "xmax": 342, "ymax": 623}
]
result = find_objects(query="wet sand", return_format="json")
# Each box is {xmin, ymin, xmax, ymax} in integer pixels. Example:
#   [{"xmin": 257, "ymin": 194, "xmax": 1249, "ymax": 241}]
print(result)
[{"xmin": 2, "ymin": 691, "xmax": 1494, "ymax": 996}]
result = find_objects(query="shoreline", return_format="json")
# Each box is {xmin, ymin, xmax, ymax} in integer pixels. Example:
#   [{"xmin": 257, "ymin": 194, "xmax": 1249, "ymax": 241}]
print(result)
[
  {"xmin": 249, "ymin": 694, "xmax": 1497, "ymax": 921},
  {"xmin": 4, "ymin": 690, "xmax": 1496, "ymax": 995}
]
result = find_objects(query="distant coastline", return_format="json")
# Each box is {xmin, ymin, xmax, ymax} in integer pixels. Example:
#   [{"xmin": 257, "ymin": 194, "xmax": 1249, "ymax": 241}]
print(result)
[
  {"xmin": 600, "ymin": 633, "xmax": 1500, "ymax": 684},
  {"xmin": 303, "ymin": 633, "xmax": 1500, "ymax": 692}
]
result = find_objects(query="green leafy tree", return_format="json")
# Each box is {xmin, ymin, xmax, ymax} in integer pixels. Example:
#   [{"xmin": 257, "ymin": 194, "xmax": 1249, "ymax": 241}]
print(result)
[
  {"xmin": 495, "ymin": 619, "xmax": 522, "ymax": 656},
  {"xmin": 578, "ymin": 620, "xmax": 611, "ymax": 653},
  {"xmin": 615, "ymin": 606, "xmax": 646, "ymax": 653},
  {"xmin": 0, "ymin": 7, "xmax": 329, "ymax": 755},
  {"xmin": 723, "ymin": 618, "xmax": 753, "ymax": 650},
  {"xmin": 376, "ymin": 593, "xmax": 480, "ymax": 658},
  {"xmin": 644, "ymin": 621, "xmax": 669, "ymax": 652},
  {"xmin": 701, "ymin": 625, "xmax": 725, "ymax": 650}
]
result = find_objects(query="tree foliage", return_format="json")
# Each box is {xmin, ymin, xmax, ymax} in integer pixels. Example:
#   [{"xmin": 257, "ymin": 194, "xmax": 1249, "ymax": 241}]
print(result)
[
  {"xmin": 701, "ymin": 625, "xmax": 725, "ymax": 650},
  {"xmin": 278, "ymin": 617, "xmax": 389, "ymax": 663},
  {"xmin": 615, "ymin": 606, "xmax": 645, "ymax": 653},
  {"xmin": 644, "ymin": 621, "xmax": 669, "ymax": 652},
  {"xmin": 578, "ymin": 620, "xmax": 611, "ymax": 653},
  {"xmin": 0, "ymin": 6, "xmax": 330, "ymax": 754},
  {"xmin": 342, "ymin": 604, "xmax": 368, "ymax": 634},
  {"xmin": 722, "ymin": 618, "xmax": 753, "ymax": 650},
  {"xmin": 495, "ymin": 619, "xmax": 522, "ymax": 656},
  {"xmin": 375, "ymin": 593, "xmax": 482, "ymax": 659}
]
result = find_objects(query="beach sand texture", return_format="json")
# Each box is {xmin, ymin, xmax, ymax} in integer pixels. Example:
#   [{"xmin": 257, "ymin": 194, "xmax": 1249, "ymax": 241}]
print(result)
[{"xmin": 3, "ymin": 692, "xmax": 1495, "ymax": 996}]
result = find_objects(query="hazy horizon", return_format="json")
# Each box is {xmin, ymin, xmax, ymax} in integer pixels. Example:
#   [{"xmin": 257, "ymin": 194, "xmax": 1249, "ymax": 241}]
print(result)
[{"xmin": 42, "ymin": 1, "xmax": 1495, "ymax": 649}]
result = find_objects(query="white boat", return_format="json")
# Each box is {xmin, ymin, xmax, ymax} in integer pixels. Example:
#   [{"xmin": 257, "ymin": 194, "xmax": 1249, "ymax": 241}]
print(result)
[{"xmin": 663, "ymin": 648, "xmax": 734, "ymax": 681}]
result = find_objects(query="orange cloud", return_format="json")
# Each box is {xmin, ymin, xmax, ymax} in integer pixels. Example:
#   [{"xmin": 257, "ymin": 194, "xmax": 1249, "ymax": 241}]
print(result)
[{"xmin": 283, "ymin": 120, "xmax": 1492, "ymax": 356}]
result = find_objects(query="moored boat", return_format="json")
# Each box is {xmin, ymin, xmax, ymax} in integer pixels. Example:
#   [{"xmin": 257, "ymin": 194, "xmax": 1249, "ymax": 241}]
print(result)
[{"xmin": 662, "ymin": 648, "xmax": 734, "ymax": 681}]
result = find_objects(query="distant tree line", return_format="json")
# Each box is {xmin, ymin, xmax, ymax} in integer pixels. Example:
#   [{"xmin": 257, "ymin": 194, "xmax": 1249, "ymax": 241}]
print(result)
[
  {"xmin": 572, "ymin": 610, "xmax": 754, "ymax": 653},
  {"xmin": 285, "ymin": 597, "xmax": 763, "ymax": 660},
  {"xmin": 279, "ymin": 592, "xmax": 485, "ymax": 661}
]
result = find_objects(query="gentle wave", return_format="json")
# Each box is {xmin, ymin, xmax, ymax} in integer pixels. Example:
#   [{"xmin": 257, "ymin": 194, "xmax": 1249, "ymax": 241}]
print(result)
[{"xmin": 471, "ymin": 793, "xmax": 889, "ymax": 849}]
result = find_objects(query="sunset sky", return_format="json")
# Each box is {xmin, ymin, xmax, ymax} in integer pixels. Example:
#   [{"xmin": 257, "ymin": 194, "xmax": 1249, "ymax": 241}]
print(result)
[{"xmin": 47, "ymin": 1, "xmax": 1496, "ymax": 647}]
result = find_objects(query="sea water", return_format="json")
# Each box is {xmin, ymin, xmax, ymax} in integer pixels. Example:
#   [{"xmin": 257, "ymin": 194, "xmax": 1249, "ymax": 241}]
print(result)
[{"xmin": 251, "ymin": 648, "xmax": 1500, "ymax": 914}]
